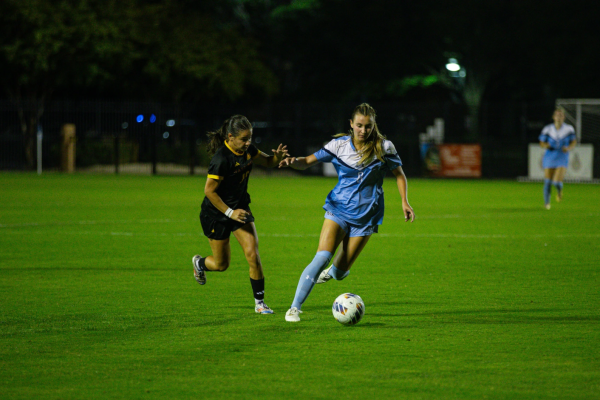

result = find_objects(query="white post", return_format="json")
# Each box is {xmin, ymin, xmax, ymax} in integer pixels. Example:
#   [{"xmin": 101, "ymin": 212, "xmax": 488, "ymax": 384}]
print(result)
[
  {"xmin": 576, "ymin": 101, "xmax": 582, "ymax": 142},
  {"xmin": 434, "ymin": 118, "xmax": 445, "ymax": 144},
  {"xmin": 36, "ymin": 125, "xmax": 43, "ymax": 175}
]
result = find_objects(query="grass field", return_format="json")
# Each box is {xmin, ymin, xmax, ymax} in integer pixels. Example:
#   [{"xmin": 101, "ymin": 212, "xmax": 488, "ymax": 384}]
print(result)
[{"xmin": 1, "ymin": 172, "xmax": 599, "ymax": 399}]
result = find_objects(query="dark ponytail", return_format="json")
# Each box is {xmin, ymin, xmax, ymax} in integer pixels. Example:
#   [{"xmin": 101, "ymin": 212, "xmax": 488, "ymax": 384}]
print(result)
[{"xmin": 206, "ymin": 115, "xmax": 252, "ymax": 156}]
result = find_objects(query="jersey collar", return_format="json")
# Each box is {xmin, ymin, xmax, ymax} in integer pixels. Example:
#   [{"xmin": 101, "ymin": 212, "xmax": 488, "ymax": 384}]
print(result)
[{"xmin": 225, "ymin": 140, "xmax": 244, "ymax": 156}]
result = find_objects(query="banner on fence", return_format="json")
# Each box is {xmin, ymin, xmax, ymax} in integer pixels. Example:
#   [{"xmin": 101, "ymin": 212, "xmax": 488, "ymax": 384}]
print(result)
[{"xmin": 422, "ymin": 144, "xmax": 481, "ymax": 178}]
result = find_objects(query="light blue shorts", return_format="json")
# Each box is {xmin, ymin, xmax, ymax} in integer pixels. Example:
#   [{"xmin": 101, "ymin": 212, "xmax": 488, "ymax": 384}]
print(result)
[
  {"xmin": 543, "ymin": 149, "xmax": 569, "ymax": 169},
  {"xmin": 324, "ymin": 211, "xmax": 378, "ymax": 237}
]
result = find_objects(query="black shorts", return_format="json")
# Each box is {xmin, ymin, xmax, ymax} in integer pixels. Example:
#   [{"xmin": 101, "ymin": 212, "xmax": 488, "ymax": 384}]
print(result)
[{"xmin": 199, "ymin": 210, "xmax": 255, "ymax": 240}]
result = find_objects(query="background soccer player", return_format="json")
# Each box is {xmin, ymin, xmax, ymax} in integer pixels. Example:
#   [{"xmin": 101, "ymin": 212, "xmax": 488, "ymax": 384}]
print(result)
[
  {"xmin": 278, "ymin": 103, "xmax": 415, "ymax": 322},
  {"xmin": 539, "ymin": 108, "xmax": 577, "ymax": 210},
  {"xmin": 193, "ymin": 115, "xmax": 289, "ymax": 314}
]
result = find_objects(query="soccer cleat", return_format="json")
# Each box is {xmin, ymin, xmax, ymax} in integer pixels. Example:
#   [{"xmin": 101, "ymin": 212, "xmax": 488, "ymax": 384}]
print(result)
[
  {"xmin": 556, "ymin": 191, "xmax": 562, "ymax": 202},
  {"xmin": 255, "ymin": 302, "xmax": 274, "ymax": 314},
  {"xmin": 285, "ymin": 307, "xmax": 302, "ymax": 322},
  {"xmin": 192, "ymin": 255, "xmax": 206, "ymax": 285},
  {"xmin": 316, "ymin": 266, "xmax": 333, "ymax": 284},
  {"xmin": 545, "ymin": 204, "xmax": 551, "ymax": 210}
]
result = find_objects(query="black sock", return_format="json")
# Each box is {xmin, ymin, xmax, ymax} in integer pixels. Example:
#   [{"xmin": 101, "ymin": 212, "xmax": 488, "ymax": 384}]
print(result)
[
  {"xmin": 250, "ymin": 278, "xmax": 265, "ymax": 301},
  {"xmin": 198, "ymin": 257, "xmax": 208, "ymax": 271}
]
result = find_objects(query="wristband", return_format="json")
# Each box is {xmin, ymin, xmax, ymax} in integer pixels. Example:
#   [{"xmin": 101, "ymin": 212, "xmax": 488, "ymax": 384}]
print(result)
[{"xmin": 225, "ymin": 208, "xmax": 234, "ymax": 218}]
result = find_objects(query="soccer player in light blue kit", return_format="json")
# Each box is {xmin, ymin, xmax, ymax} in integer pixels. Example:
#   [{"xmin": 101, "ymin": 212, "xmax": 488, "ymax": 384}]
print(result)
[
  {"xmin": 539, "ymin": 108, "xmax": 577, "ymax": 210},
  {"xmin": 279, "ymin": 103, "xmax": 415, "ymax": 322}
]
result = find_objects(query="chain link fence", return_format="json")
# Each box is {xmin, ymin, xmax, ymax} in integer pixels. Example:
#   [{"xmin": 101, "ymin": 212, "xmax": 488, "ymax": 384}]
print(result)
[{"xmin": 1, "ymin": 99, "xmax": 565, "ymax": 178}]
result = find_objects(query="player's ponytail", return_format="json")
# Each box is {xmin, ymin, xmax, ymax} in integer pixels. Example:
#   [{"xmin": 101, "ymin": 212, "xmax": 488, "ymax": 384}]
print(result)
[{"xmin": 206, "ymin": 115, "xmax": 253, "ymax": 156}]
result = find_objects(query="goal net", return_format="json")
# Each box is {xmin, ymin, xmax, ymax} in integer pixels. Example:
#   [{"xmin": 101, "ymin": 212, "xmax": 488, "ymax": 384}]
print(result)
[
  {"xmin": 555, "ymin": 99, "xmax": 600, "ymax": 144},
  {"xmin": 526, "ymin": 99, "xmax": 599, "ymax": 181},
  {"xmin": 555, "ymin": 99, "xmax": 599, "ymax": 180}
]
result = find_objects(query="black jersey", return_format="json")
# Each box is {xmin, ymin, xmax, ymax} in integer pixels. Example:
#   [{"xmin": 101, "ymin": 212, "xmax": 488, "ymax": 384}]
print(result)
[{"xmin": 201, "ymin": 142, "xmax": 260, "ymax": 221}]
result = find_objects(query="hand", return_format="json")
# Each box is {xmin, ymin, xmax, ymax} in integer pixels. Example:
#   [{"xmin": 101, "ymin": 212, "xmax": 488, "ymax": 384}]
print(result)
[
  {"xmin": 278, "ymin": 157, "xmax": 297, "ymax": 168},
  {"xmin": 272, "ymin": 144, "xmax": 290, "ymax": 163},
  {"xmin": 231, "ymin": 209, "xmax": 251, "ymax": 223},
  {"xmin": 403, "ymin": 202, "xmax": 415, "ymax": 222},
  {"xmin": 562, "ymin": 146, "xmax": 569, "ymax": 153}
]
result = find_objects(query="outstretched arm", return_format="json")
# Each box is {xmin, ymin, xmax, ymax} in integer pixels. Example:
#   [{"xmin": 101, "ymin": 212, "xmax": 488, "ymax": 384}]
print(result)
[
  {"xmin": 392, "ymin": 166, "xmax": 415, "ymax": 222},
  {"xmin": 254, "ymin": 143, "xmax": 290, "ymax": 168},
  {"xmin": 278, "ymin": 154, "xmax": 320, "ymax": 170}
]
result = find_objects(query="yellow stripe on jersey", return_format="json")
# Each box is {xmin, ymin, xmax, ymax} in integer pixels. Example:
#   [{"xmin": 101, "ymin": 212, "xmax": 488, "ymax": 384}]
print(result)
[
  {"xmin": 224, "ymin": 141, "xmax": 244, "ymax": 156},
  {"xmin": 207, "ymin": 174, "xmax": 224, "ymax": 181}
]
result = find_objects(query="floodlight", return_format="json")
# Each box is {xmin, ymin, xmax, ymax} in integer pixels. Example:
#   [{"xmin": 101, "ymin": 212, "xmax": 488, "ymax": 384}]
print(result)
[{"xmin": 446, "ymin": 58, "xmax": 460, "ymax": 72}]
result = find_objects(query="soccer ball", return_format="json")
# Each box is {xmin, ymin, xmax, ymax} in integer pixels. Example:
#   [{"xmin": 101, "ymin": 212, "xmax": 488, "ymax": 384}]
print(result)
[{"xmin": 332, "ymin": 293, "xmax": 365, "ymax": 325}]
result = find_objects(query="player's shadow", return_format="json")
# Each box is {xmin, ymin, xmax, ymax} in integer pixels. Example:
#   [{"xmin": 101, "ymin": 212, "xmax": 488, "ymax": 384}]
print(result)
[
  {"xmin": 351, "ymin": 322, "xmax": 388, "ymax": 328},
  {"xmin": 368, "ymin": 301, "xmax": 435, "ymax": 307}
]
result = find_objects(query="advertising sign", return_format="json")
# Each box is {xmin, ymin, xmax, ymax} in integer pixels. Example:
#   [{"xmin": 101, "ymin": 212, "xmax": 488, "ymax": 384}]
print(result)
[
  {"xmin": 427, "ymin": 144, "xmax": 481, "ymax": 178},
  {"xmin": 528, "ymin": 144, "xmax": 594, "ymax": 180}
]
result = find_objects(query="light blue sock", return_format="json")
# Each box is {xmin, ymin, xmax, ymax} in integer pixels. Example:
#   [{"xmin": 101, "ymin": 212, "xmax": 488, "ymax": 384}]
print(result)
[
  {"xmin": 543, "ymin": 179, "xmax": 552, "ymax": 205},
  {"xmin": 553, "ymin": 181, "xmax": 563, "ymax": 193},
  {"xmin": 291, "ymin": 251, "xmax": 332, "ymax": 309},
  {"xmin": 329, "ymin": 265, "xmax": 350, "ymax": 280}
]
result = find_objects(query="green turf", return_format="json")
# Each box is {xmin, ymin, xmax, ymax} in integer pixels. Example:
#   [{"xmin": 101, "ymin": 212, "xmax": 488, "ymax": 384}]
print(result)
[{"xmin": 1, "ymin": 172, "xmax": 599, "ymax": 399}]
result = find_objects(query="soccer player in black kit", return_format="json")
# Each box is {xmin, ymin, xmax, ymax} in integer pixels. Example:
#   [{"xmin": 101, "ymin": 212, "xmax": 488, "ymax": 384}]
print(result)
[{"xmin": 193, "ymin": 115, "xmax": 289, "ymax": 314}]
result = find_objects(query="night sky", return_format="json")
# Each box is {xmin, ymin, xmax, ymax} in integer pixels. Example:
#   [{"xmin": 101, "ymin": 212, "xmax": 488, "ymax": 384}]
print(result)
[{"xmin": 2, "ymin": 0, "xmax": 599, "ymax": 105}]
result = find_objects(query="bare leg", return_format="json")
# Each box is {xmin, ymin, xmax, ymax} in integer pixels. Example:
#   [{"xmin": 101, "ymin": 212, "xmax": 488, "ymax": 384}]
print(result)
[
  {"xmin": 204, "ymin": 238, "xmax": 231, "ymax": 271},
  {"xmin": 317, "ymin": 218, "xmax": 348, "ymax": 253},
  {"xmin": 543, "ymin": 168, "xmax": 555, "ymax": 208},
  {"xmin": 553, "ymin": 167, "xmax": 566, "ymax": 201},
  {"xmin": 544, "ymin": 168, "xmax": 556, "ymax": 180},
  {"xmin": 232, "ymin": 222, "xmax": 273, "ymax": 312},
  {"xmin": 331, "ymin": 234, "xmax": 372, "ymax": 272},
  {"xmin": 232, "ymin": 222, "xmax": 263, "ymax": 280}
]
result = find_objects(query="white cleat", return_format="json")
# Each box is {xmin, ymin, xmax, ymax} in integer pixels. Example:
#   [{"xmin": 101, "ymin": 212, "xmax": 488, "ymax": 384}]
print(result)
[
  {"xmin": 255, "ymin": 302, "xmax": 274, "ymax": 314},
  {"xmin": 285, "ymin": 307, "xmax": 302, "ymax": 322},
  {"xmin": 545, "ymin": 204, "xmax": 551, "ymax": 210},
  {"xmin": 316, "ymin": 266, "xmax": 333, "ymax": 284}
]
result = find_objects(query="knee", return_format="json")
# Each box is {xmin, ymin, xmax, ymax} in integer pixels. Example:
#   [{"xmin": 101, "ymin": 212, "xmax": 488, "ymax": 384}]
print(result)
[
  {"xmin": 213, "ymin": 260, "xmax": 230, "ymax": 271},
  {"xmin": 329, "ymin": 264, "xmax": 350, "ymax": 280},
  {"xmin": 244, "ymin": 248, "xmax": 260, "ymax": 264}
]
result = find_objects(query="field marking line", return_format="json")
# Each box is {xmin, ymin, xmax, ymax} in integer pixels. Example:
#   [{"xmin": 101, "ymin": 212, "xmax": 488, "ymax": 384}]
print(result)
[{"xmin": 3, "ymin": 230, "xmax": 600, "ymax": 240}]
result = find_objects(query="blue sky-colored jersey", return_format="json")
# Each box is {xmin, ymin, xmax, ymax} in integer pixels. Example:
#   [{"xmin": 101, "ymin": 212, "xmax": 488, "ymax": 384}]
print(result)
[
  {"xmin": 538, "ymin": 123, "xmax": 576, "ymax": 168},
  {"xmin": 313, "ymin": 135, "xmax": 402, "ymax": 226},
  {"xmin": 539, "ymin": 123, "xmax": 576, "ymax": 150}
]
